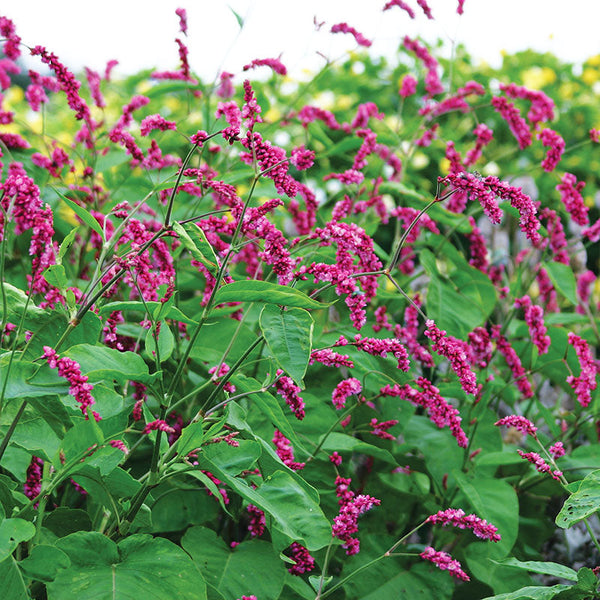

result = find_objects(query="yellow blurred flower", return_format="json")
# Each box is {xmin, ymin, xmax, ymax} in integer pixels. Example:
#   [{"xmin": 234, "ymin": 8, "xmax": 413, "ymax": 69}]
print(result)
[
  {"xmin": 582, "ymin": 68, "xmax": 599, "ymax": 86},
  {"xmin": 439, "ymin": 157, "xmax": 450, "ymax": 175},
  {"xmin": 521, "ymin": 66, "xmax": 556, "ymax": 90}
]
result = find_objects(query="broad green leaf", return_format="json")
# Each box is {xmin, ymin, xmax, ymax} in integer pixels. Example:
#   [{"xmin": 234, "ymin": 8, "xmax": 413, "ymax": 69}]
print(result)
[
  {"xmin": 144, "ymin": 321, "xmax": 174, "ymax": 362},
  {"xmin": 319, "ymin": 432, "xmax": 397, "ymax": 464},
  {"xmin": 18, "ymin": 544, "xmax": 71, "ymax": 582},
  {"xmin": 173, "ymin": 221, "xmax": 219, "ymax": 276},
  {"xmin": 495, "ymin": 558, "xmax": 577, "ymax": 581},
  {"xmin": 544, "ymin": 262, "xmax": 578, "ymax": 305},
  {"xmin": 0, "ymin": 517, "xmax": 36, "ymax": 562},
  {"xmin": 556, "ymin": 469, "xmax": 600, "ymax": 528},
  {"xmin": 174, "ymin": 421, "xmax": 204, "ymax": 457},
  {"xmin": 43, "ymin": 264, "xmax": 68, "ymax": 290},
  {"xmin": 43, "ymin": 508, "xmax": 92, "ymax": 538},
  {"xmin": 213, "ymin": 280, "xmax": 330, "ymax": 310},
  {"xmin": 202, "ymin": 439, "xmax": 261, "ymax": 474},
  {"xmin": 0, "ymin": 557, "xmax": 28, "ymax": 600},
  {"xmin": 259, "ymin": 305, "xmax": 313, "ymax": 387},
  {"xmin": 481, "ymin": 585, "xmax": 572, "ymax": 600},
  {"xmin": 47, "ymin": 532, "xmax": 207, "ymax": 599},
  {"xmin": 55, "ymin": 418, "xmax": 104, "ymax": 467},
  {"xmin": 150, "ymin": 488, "xmax": 219, "ymax": 532},
  {"xmin": 64, "ymin": 344, "xmax": 152, "ymax": 384},
  {"xmin": 55, "ymin": 190, "xmax": 105, "ymax": 240},
  {"xmin": 182, "ymin": 527, "xmax": 285, "ymax": 600}
]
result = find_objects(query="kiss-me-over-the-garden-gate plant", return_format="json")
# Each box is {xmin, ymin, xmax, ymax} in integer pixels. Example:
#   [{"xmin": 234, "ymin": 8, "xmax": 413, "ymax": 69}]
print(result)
[{"xmin": 1, "ymin": 1, "xmax": 600, "ymax": 599}]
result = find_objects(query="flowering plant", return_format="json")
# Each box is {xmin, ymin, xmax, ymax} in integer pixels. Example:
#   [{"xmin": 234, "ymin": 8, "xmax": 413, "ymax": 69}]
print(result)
[{"xmin": 1, "ymin": 3, "xmax": 600, "ymax": 599}]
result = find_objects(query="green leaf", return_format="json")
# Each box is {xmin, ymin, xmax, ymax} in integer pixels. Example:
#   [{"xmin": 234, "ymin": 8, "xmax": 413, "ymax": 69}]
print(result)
[
  {"xmin": 228, "ymin": 6, "xmax": 244, "ymax": 29},
  {"xmin": 259, "ymin": 305, "xmax": 313, "ymax": 387},
  {"xmin": 213, "ymin": 280, "xmax": 330, "ymax": 310},
  {"xmin": 43, "ymin": 264, "xmax": 68, "ymax": 290},
  {"xmin": 64, "ymin": 344, "xmax": 152, "ymax": 384},
  {"xmin": 495, "ymin": 558, "xmax": 577, "ymax": 581},
  {"xmin": 18, "ymin": 544, "xmax": 71, "ymax": 582},
  {"xmin": 144, "ymin": 321, "xmax": 174, "ymax": 363},
  {"xmin": 55, "ymin": 189, "xmax": 105, "ymax": 241},
  {"xmin": 556, "ymin": 469, "xmax": 600, "ymax": 528},
  {"xmin": 174, "ymin": 421, "xmax": 205, "ymax": 457},
  {"xmin": 481, "ymin": 585, "xmax": 574, "ymax": 600},
  {"xmin": 0, "ymin": 517, "xmax": 36, "ymax": 562},
  {"xmin": 318, "ymin": 432, "xmax": 397, "ymax": 464},
  {"xmin": 544, "ymin": 262, "xmax": 578, "ymax": 305},
  {"xmin": 182, "ymin": 527, "xmax": 285, "ymax": 600},
  {"xmin": 47, "ymin": 532, "xmax": 207, "ymax": 599},
  {"xmin": 173, "ymin": 221, "xmax": 219, "ymax": 277},
  {"xmin": 0, "ymin": 557, "xmax": 29, "ymax": 600},
  {"xmin": 151, "ymin": 487, "xmax": 219, "ymax": 532}
]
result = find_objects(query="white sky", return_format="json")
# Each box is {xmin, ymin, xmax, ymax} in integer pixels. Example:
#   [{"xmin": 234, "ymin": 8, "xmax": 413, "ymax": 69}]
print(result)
[{"xmin": 3, "ymin": 1, "xmax": 600, "ymax": 81}]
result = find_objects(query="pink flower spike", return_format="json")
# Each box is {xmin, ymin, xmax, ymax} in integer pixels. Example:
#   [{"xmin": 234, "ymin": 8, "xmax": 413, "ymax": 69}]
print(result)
[
  {"xmin": 420, "ymin": 547, "xmax": 470, "ymax": 581},
  {"xmin": 330, "ymin": 22, "xmax": 372, "ymax": 47},
  {"xmin": 425, "ymin": 320, "xmax": 478, "ymax": 395},
  {"xmin": 383, "ymin": 0, "xmax": 416, "ymax": 18},
  {"xmin": 332, "ymin": 378, "xmax": 362, "ymax": 410},
  {"xmin": 549, "ymin": 441, "xmax": 565, "ymax": 459},
  {"xmin": 426, "ymin": 508, "xmax": 501, "ymax": 542},
  {"xmin": 243, "ymin": 57, "xmax": 287, "ymax": 76},
  {"xmin": 566, "ymin": 332, "xmax": 597, "ymax": 408},
  {"xmin": 518, "ymin": 450, "xmax": 563, "ymax": 480},
  {"xmin": 109, "ymin": 439, "xmax": 129, "ymax": 454},
  {"xmin": 140, "ymin": 114, "xmax": 177, "ymax": 136},
  {"xmin": 287, "ymin": 542, "xmax": 315, "ymax": 575},
  {"xmin": 495, "ymin": 415, "xmax": 538, "ymax": 438},
  {"xmin": 143, "ymin": 419, "xmax": 175, "ymax": 434},
  {"xmin": 538, "ymin": 128, "xmax": 565, "ymax": 172}
]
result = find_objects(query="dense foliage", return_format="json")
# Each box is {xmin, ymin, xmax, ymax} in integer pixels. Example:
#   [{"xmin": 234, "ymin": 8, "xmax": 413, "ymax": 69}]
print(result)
[{"xmin": 1, "ymin": 4, "xmax": 600, "ymax": 599}]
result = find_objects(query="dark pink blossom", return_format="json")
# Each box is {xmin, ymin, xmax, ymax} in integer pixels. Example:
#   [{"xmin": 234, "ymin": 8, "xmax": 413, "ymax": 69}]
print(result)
[
  {"xmin": 426, "ymin": 508, "xmax": 501, "ymax": 542},
  {"xmin": 332, "ymin": 494, "xmax": 381, "ymax": 555},
  {"xmin": 515, "ymin": 295, "xmax": 551, "ymax": 354},
  {"xmin": 274, "ymin": 371, "xmax": 305, "ymax": 420},
  {"xmin": 383, "ymin": 0, "xmax": 416, "ymax": 18},
  {"xmin": 538, "ymin": 128, "xmax": 565, "ymax": 172},
  {"xmin": 518, "ymin": 450, "xmax": 562, "ymax": 480},
  {"xmin": 140, "ymin": 114, "xmax": 177, "ymax": 136},
  {"xmin": 468, "ymin": 326, "xmax": 493, "ymax": 368},
  {"xmin": 216, "ymin": 71, "xmax": 235, "ymax": 98},
  {"xmin": 549, "ymin": 441, "xmax": 565, "ymax": 459},
  {"xmin": 216, "ymin": 101, "xmax": 241, "ymax": 143},
  {"xmin": 330, "ymin": 22, "xmax": 372, "ymax": 47},
  {"xmin": 495, "ymin": 415, "xmax": 538, "ymax": 438},
  {"xmin": 30, "ymin": 46, "xmax": 90, "ymax": 121},
  {"xmin": 208, "ymin": 362, "xmax": 236, "ymax": 394},
  {"xmin": 43, "ymin": 346, "xmax": 98, "ymax": 420},
  {"xmin": 84, "ymin": 67, "xmax": 105, "ymax": 108},
  {"xmin": 567, "ymin": 332, "xmax": 597, "ymax": 408},
  {"xmin": 287, "ymin": 542, "xmax": 315, "ymax": 575},
  {"xmin": 541, "ymin": 207, "xmax": 569, "ymax": 265},
  {"xmin": 175, "ymin": 7, "xmax": 187, "ymax": 35},
  {"xmin": 500, "ymin": 82, "xmax": 555, "ymax": 126},
  {"xmin": 403, "ymin": 36, "xmax": 442, "ymax": 96},
  {"xmin": 425, "ymin": 320, "xmax": 477, "ymax": 395},
  {"xmin": 420, "ymin": 547, "xmax": 469, "ymax": 581},
  {"xmin": 349, "ymin": 334, "xmax": 410, "ymax": 370},
  {"xmin": 273, "ymin": 429, "xmax": 305, "ymax": 470},
  {"xmin": 416, "ymin": 0, "xmax": 434, "ymax": 18},
  {"xmin": 332, "ymin": 377, "xmax": 362, "ymax": 410},
  {"xmin": 109, "ymin": 440, "xmax": 129, "ymax": 454},
  {"xmin": 381, "ymin": 378, "xmax": 468, "ymax": 447},
  {"xmin": 24, "ymin": 456, "xmax": 43, "ymax": 502},
  {"xmin": 369, "ymin": 418, "xmax": 398, "ymax": 440},
  {"xmin": 465, "ymin": 123, "xmax": 493, "ymax": 166},
  {"xmin": 143, "ymin": 419, "xmax": 175, "ymax": 434},
  {"xmin": 399, "ymin": 75, "xmax": 418, "ymax": 98},
  {"xmin": 556, "ymin": 172, "xmax": 589, "ymax": 226},
  {"xmin": 330, "ymin": 452, "xmax": 343, "ymax": 466},
  {"xmin": 457, "ymin": 0, "xmax": 465, "ymax": 14},
  {"xmin": 309, "ymin": 348, "xmax": 354, "ymax": 368},
  {"xmin": 590, "ymin": 128, "xmax": 600, "ymax": 143},
  {"xmin": 297, "ymin": 105, "xmax": 341, "ymax": 129},
  {"xmin": 576, "ymin": 270, "xmax": 596, "ymax": 314},
  {"xmin": 491, "ymin": 96, "xmax": 531, "ymax": 149},
  {"xmin": 491, "ymin": 325, "xmax": 534, "ymax": 399},
  {"xmin": 243, "ymin": 57, "xmax": 287, "ymax": 76},
  {"xmin": 247, "ymin": 504, "xmax": 266, "ymax": 537},
  {"xmin": 0, "ymin": 16, "xmax": 21, "ymax": 60},
  {"xmin": 290, "ymin": 145, "xmax": 315, "ymax": 170}
]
